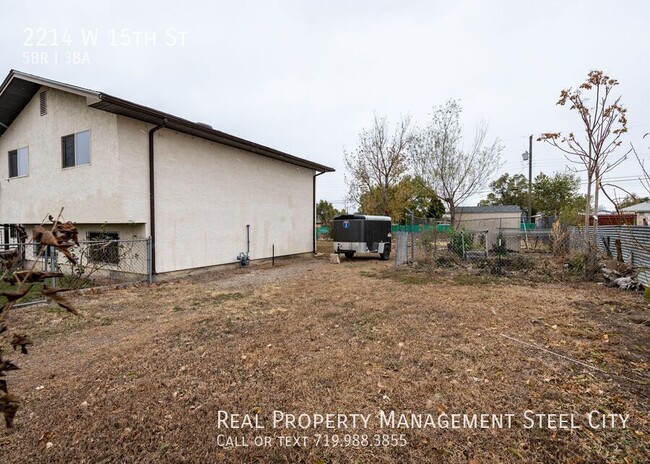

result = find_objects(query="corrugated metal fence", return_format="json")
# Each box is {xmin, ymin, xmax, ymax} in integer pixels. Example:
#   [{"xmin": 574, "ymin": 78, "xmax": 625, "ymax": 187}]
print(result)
[{"xmin": 594, "ymin": 225, "xmax": 650, "ymax": 285}]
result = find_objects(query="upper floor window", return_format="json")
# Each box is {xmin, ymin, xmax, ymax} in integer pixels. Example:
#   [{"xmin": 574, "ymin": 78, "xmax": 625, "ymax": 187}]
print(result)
[
  {"xmin": 61, "ymin": 130, "xmax": 90, "ymax": 168},
  {"xmin": 8, "ymin": 147, "xmax": 29, "ymax": 178}
]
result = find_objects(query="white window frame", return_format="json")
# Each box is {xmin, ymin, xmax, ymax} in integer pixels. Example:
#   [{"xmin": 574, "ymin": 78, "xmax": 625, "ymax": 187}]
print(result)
[
  {"xmin": 8, "ymin": 146, "xmax": 29, "ymax": 178},
  {"xmin": 62, "ymin": 129, "xmax": 91, "ymax": 168}
]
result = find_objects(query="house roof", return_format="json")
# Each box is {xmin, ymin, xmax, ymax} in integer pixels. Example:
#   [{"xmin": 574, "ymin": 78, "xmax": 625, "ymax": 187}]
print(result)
[
  {"xmin": 0, "ymin": 70, "xmax": 334, "ymax": 173},
  {"xmin": 621, "ymin": 201, "xmax": 650, "ymax": 212},
  {"xmin": 456, "ymin": 205, "xmax": 522, "ymax": 214}
]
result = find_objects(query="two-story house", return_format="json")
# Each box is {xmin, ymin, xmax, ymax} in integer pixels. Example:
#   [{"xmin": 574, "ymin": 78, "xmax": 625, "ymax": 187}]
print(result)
[{"xmin": 0, "ymin": 70, "xmax": 333, "ymax": 274}]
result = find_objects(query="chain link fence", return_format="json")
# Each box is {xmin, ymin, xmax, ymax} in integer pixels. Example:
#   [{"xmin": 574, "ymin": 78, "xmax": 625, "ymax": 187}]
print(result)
[
  {"xmin": 393, "ymin": 216, "xmax": 650, "ymax": 286},
  {"xmin": 394, "ymin": 216, "xmax": 550, "ymax": 274},
  {"xmin": 1, "ymin": 238, "xmax": 152, "ymax": 307}
]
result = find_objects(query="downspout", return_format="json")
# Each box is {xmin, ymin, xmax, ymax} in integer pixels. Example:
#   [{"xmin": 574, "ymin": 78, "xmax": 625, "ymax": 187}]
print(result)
[
  {"xmin": 313, "ymin": 171, "xmax": 326, "ymax": 253},
  {"xmin": 149, "ymin": 120, "xmax": 167, "ymax": 275}
]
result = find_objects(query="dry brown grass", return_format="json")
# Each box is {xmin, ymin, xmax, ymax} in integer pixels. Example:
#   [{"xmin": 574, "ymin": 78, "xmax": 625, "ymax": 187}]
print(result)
[{"xmin": 0, "ymin": 252, "xmax": 648, "ymax": 463}]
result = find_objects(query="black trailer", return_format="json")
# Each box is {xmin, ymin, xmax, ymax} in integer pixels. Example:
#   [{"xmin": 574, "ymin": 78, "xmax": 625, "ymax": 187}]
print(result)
[{"xmin": 332, "ymin": 214, "xmax": 392, "ymax": 260}]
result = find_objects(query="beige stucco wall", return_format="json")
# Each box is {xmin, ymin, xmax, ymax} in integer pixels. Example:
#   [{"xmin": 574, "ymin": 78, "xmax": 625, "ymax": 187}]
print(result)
[
  {"xmin": 0, "ymin": 87, "xmax": 148, "ymax": 224},
  {"xmin": 139, "ymin": 124, "xmax": 314, "ymax": 272},
  {"xmin": 115, "ymin": 115, "xmax": 316, "ymax": 272}
]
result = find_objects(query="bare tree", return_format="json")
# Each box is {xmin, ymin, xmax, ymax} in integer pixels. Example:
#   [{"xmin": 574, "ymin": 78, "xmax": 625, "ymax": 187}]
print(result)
[
  {"xmin": 538, "ymin": 71, "xmax": 628, "ymax": 240},
  {"xmin": 601, "ymin": 137, "xmax": 650, "ymax": 212},
  {"xmin": 410, "ymin": 100, "xmax": 503, "ymax": 225},
  {"xmin": 344, "ymin": 114, "xmax": 412, "ymax": 214}
]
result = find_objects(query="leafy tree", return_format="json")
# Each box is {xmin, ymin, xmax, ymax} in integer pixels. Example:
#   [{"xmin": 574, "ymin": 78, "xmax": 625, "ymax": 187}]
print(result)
[
  {"xmin": 359, "ymin": 176, "xmax": 444, "ymax": 223},
  {"xmin": 411, "ymin": 100, "xmax": 503, "ymax": 226},
  {"xmin": 617, "ymin": 193, "xmax": 650, "ymax": 209},
  {"xmin": 344, "ymin": 114, "xmax": 412, "ymax": 214},
  {"xmin": 316, "ymin": 200, "xmax": 341, "ymax": 226},
  {"xmin": 533, "ymin": 171, "xmax": 581, "ymax": 217},
  {"xmin": 398, "ymin": 176, "xmax": 445, "ymax": 221},
  {"xmin": 558, "ymin": 195, "xmax": 588, "ymax": 226},
  {"xmin": 478, "ymin": 173, "xmax": 529, "ymax": 212}
]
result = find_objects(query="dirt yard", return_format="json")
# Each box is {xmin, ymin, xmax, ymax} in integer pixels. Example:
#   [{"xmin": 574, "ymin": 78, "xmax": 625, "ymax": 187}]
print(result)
[{"xmin": 0, "ymin": 249, "xmax": 649, "ymax": 463}]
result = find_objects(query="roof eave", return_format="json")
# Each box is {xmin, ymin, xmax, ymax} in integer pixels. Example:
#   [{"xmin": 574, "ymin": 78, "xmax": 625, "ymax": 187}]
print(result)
[{"xmin": 3, "ymin": 69, "xmax": 100, "ymax": 100}]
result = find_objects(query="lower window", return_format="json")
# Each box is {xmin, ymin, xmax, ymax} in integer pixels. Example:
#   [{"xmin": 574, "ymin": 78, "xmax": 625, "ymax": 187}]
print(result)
[{"xmin": 87, "ymin": 231, "xmax": 120, "ymax": 264}]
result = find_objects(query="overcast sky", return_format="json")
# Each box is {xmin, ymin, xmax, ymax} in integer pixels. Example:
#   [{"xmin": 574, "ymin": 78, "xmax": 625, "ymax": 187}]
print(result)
[{"xmin": 2, "ymin": 0, "xmax": 649, "ymax": 212}]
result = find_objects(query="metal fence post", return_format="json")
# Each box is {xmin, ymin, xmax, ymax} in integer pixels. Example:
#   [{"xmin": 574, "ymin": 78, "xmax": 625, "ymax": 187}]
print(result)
[
  {"xmin": 410, "ymin": 211, "xmax": 415, "ymax": 264},
  {"xmin": 50, "ymin": 246, "xmax": 58, "ymax": 287},
  {"xmin": 147, "ymin": 237, "xmax": 153, "ymax": 284},
  {"xmin": 433, "ymin": 228, "xmax": 438, "ymax": 262},
  {"xmin": 484, "ymin": 232, "xmax": 489, "ymax": 258}
]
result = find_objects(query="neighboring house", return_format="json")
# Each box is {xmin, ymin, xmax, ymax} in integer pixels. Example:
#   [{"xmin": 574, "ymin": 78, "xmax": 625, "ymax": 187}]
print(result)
[
  {"xmin": 0, "ymin": 70, "xmax": 333, "ymax": 274},
  {"xmin": 620, "ymin": 201, "xmax": 650, "ymax": 226},
  {"xmin": 455, "ymin": 205, "xmax": 522, "ymax": 251}
]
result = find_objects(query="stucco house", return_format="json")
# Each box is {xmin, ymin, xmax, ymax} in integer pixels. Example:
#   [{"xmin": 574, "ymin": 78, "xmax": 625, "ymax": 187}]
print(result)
[{"xmin": 0, "ymin": 70, "xmax": 333, "ymax": 274}]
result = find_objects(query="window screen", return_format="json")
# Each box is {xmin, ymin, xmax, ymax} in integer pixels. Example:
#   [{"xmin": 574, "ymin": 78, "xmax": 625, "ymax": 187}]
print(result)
[
  {"xmin": 62, "ymin": 131, "xmax": 90, "ymax": 168},
  {"xmin": 76, "ymin": 130, "xmax": 90, "ymax": 165}
]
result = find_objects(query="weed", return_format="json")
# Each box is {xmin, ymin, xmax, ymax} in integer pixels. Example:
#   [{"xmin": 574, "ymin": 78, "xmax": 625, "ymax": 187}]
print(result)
[{"xmin": 99, "ymin": 317, "xmax": 113, "ymax": 326}]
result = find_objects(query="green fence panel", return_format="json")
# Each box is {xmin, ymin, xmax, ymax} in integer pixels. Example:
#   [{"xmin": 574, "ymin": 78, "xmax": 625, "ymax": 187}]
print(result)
[
  {"xmin": 315, "ymin": 226, "xmax": 330, "ymax": 239},
  {"xmin": 391, "ymin": 224, "xmax": 441, "ymax": 233}
]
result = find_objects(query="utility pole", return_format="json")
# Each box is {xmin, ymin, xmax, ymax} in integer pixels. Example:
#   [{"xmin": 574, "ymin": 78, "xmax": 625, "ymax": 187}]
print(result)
[{"xmin": 528, "ymin": 135, "xmax": 533, "ymax": 224}]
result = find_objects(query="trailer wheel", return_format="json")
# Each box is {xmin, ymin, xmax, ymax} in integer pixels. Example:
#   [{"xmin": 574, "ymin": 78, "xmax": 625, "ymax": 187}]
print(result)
[
  {"xmin": 380, "ymin": 246, "xmax": 391, "ymax": 260},
  {"xmin": 344, "ymin": 251, "xmax": 355, "ymax": 259}
]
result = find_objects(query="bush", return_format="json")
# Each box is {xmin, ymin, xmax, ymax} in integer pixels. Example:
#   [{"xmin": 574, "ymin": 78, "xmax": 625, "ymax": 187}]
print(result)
[
  {"xmin": 565, "ymin": 253, "xmax": 585, "ymax": 273},
  {"xmin": 492, "ymin": 230, "xmax": 507, "ymax": 255},
  {"xmin": 449, "ymin": 230, "xmax": 474, "ymax": 256}
]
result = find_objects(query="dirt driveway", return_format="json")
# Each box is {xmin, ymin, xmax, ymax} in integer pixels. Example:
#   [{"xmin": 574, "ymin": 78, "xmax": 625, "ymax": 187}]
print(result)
[{"xmin": 1, "ymin": 254, "xmax": 649, "ymax": 463}]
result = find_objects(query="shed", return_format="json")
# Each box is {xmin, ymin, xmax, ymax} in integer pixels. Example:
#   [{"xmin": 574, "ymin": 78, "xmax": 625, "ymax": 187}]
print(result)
[{"xmin": 455, "ymin": 205, "xmax": 522, "ymax": 251}]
